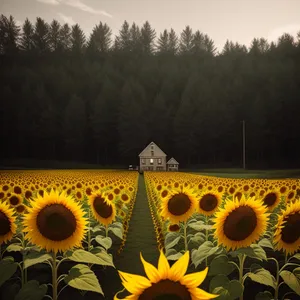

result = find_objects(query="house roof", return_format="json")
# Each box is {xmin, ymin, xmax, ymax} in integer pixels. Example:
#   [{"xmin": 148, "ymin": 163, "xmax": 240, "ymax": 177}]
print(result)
[
  {"xmin": 167, "ymin": 157, "xmax": 179, "ymax": 165},
  {"xmin": 138, "ymin": 141, "xmax": 167, "ymax": 157}
]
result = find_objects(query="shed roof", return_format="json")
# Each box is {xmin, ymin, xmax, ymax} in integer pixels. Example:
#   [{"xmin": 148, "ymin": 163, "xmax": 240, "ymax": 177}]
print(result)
[{"xmin": 167, "ymin": 157, "xmax": 179, "ymax": 165}]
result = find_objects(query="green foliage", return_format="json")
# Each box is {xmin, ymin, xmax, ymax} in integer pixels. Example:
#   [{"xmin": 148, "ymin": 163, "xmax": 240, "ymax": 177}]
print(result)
[
  {"xmin": 23, "ymin": 251, "xmax": 52, "ymax": 269},
  {"xmin": 15, "ymin": 280, "xmax": 47, "ymax": 300},
  {"xmin": 95, "ymin": 236, "xmax": 113, "ymax": 250},
  {"xmin": 64, "ymin": 264, "xmax": 104, "ymax": 295},
  {"xmin": 247, "ymin": 264, "xmax": 276, "ymax": 289},
  {"xmin": 208, "ymin": 255, "xmax": 236, "ymax": 276},
  {"xmin": 0, "ymin": 257, "xmax": 18, "ymax": 287},
  {"xmin": 209, "ymin": 274, "xmax": 243, "ymax": 300},
  {"xmin": 229, "ymin": 244, "xmax": 267, "ymax": 261},
  {"xmin": 280, "ymin": 270, "xmax": 300, "ymax": 295}
]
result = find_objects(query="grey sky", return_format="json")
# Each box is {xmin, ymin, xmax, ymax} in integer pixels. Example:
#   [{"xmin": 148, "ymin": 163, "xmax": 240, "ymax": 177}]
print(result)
[{"xmin": 1, "ymin": 0, "xmax": 299, "ymax": 51}]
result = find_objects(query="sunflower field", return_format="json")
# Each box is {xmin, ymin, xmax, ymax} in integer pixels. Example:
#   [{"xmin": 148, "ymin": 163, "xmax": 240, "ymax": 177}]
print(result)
[
  {"xmin": 0, "ymin": 170, "xmax": 299, "ymax": 300},
  {"xmin": 0, "ymin": 170, "xmax": 138, "ymax": 300}
]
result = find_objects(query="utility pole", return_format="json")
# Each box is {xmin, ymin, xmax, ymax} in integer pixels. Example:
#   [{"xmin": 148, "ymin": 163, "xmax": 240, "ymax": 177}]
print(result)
[{"xmin": 242, "ymin": 120, "xmax": 246, "ymax": 169}]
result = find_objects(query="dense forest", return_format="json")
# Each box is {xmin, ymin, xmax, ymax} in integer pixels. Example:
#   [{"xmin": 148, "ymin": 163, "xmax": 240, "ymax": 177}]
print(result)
[{"xmin": 0, "ymin": 14, "xmax": 300, "ymax": 168}]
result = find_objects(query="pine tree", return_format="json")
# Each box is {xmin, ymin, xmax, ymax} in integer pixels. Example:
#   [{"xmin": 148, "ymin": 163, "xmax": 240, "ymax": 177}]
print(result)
[
  {"xmin": 33, "ymin": 17, "xmax": 50, "ymax": 53},
  {"xmin": 156, "ymin": 29, "xmax": 169, "ymax": 53},
  {"xmin": 59, "ymin": 23, "xmax": 71, "ymax": 51},
  {"xmin": 0, "ymin": 15, "xmax": 20, "ymax": 54},
  {"xmin": 19, "ymin": 18, "xmax": 34, "ymax": 51},
  {"xmin": 48, "ymin": 19, "xmax": 61, "ymax": 51},
  {"xmin": 71, "ymin": 24, "xmax": 86, "ymax": 53},
  {"xmin": 140, "ymin": 21, "xmax": 156, "ymax": 54},
  {"xmin": 87, "ymin": 22, "xmax": 112, "ymax": 54},
  {"xmin": 179, "ymin": 26, "xmax": 193, "ymax": 54}
]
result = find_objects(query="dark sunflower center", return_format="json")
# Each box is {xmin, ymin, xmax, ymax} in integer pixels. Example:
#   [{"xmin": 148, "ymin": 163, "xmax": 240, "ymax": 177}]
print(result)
[
  {"xmin": 263, "ymin": 193, "xmax": 277, "ymax": 207},
  {"xmin": 0, "ymin": 211, "xmax": 11, "ymax": 236},
  {"xmin": 139, "ymin": 280, "xmax": 191, "ymax": 300},
  {"xmin": 281, "ymin": 213, "xmax": 300, "ymax": 244},
  {"xmin": 169, "ymin": 224, "xmax": 180, "ymax": 232},
  {"xmin": 93, "ymin": 196, "xmax": 113, "ymax": 218},
  {"xmin": 223, "ymin": 206, "xmax": 257, "ymax": 241},
  {"xmin": 167, "ymin": 193, "xmax": 191, "ymax": 216},
  {"xmin": 199, "ymin": 194, "xmax": 218, "ymax": 211},
  {"xmin": 10, "ymin": 196, "xmax": 20, "ymax": 206},
  {"xmin": 36, "ymin": 204, "xmax": 77, "ymax": 241}
]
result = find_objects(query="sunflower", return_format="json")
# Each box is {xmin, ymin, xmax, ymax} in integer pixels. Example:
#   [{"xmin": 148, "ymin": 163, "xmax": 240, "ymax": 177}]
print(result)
[
  {"xmin": 198, "ymin": 190, "xmax": 222, "ymax": 216},
  {"xmin": 160, "ymin": 188, "xmax": 197, "ymax": 224},
  {"xmin": 114, "ymin": 250, "xmax": 218, "ymax": 300},
  {"xmin": 262, "ymin": 191, "xmax": 281, "ymax": 211},
  {"xmin": 213, "ymin": 195, "xmax": 269, "ymax": 250},
  {"xmin": 89, "ymin": 192, "xmax": 116, "ymax": 226},
  {"xmin": 168, "ymin": 224, "xmax": 180, "ymax": 232},
  {"xmin": 8, "ymin": 194, "xmax": 22, "ymax": 207},
  {"xmin": 23, "ymin": 189, "xmax": 87, "ymax": 253},
  {"xmin": 0, "ymin": 201, "xmax": 17, "ymax": 245},
  {"xmin": 273, "ymin": 201, "xmax": 300, "ymax": 255}
]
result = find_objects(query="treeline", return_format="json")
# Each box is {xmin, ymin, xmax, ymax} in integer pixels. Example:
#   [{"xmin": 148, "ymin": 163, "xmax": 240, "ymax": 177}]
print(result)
[{"xmin": 0, "ymin": 14, "xmax": 300, "ymax": 168}]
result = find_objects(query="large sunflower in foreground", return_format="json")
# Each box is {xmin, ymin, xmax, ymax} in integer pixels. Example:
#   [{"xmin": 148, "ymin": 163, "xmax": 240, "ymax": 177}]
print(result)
[
  {"xmin": 213, "ymin": 195, "xmax": 269, "ymax": 250},
  {"xmin": 160, "ymin": 188, "xmax": 197, "ymax": 224},
  {"xmin": 23, "ymin": 189, "xmax": 87, "ymax": 253},
  {"xmin": 273, "ymin": 201, "xmax": 300, "ymax": 255},
  {"xmin": 0, "ymin": 201, "xmax": 17, "ymax": 245},
  {"xmin": 114, "ymin": 250, "xmax": 218, "ymax": 300},
  {"xmin": 89, "ymin": 192, "xmax": 116, "ymax": 226},
  {"xmin": 198, "ymin": 190, "xmax": 222, "ymax": 216}
]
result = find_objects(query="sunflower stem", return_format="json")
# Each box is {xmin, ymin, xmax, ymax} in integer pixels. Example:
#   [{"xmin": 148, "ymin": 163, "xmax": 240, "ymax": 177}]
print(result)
[
  {"xmin": 238, "ymin": 254, "xmax": 246, "ymax": 300},
  {"xmin": 284, "ymin": 252, "xmax": 288, "ymax": 265},
  {"xmin": 52, "ymin": 252, "xmax": 58, "ymax": 300},
  {"xmin": 87, "ymin": 209, "xmax": 91, "ymax": 251},
  {"xmin": 183, "ymin": 221, "xmax": 188, "ymax": 252},
  {"xmin": 205, "ymin": 216, "xmax": 209, "ymax": 266},
  {"xmin": 268, "ymin": 258, "xmax": 280, "ymax": 300}
]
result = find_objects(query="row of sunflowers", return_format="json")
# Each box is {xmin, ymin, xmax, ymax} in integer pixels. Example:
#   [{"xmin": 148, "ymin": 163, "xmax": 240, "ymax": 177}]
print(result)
[
  {"xmin": 0, "ymin": 170, "xmax": 138, "ymax": 300},
  {"xmin": 140, "ymin": 172, "xmax": 300, "ymax": 300}
]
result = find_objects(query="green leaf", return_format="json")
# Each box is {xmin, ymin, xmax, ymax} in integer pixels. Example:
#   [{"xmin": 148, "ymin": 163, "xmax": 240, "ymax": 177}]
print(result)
[
  {"xmin": 91, "ymin": 225, "xmax": 105, "ymax": 233},
  {"xmin": 247, "ymin": 264, "xmax": 276, "ymax": 289},
  {"xmin": 255, "ymin": 291, "xmax": 273, "ymax": 300},
  {"xmin": 210, "ymin": 276, "xmax": 243, "ymax": 300},
  {"xmin": 6, "ymin": 244, "xmax": 23, "ymax": 252},
  {"xmin": 95, "ymin": 236, "xmax": 112, "ymax": 250},
  {"xmin": 165, "ymin": 248, "xmax": 177, "ymax": 257},
  {"xmin": 294, "ymin": 267, "xmax": 300, "ymax": 280},
  {"xmin": 188, "ymin": 220, "xmax": 207, "ymax": 231},
  {"xmin": 208, "ymin": 255, "xmax": 236, "ymax": 276},
  {"xmin": 209, "ymin": 274, "xmax": 230, "ymax": 293},
  {"xmin": 280, "ymin": 270, "xmax": 300, "ymax": 295},
  {"xmin": 66, "ymin": 249, "xmax": 114, "ymax": 267},
  {"xmin": 108, "ymin": 227, "xmax": 123, "ymax": 239},
  {"xmin": 191, "ymin": 241, "xmax": 221, "ymax": 268},
  {"xmin": 227, "ymin": 280, "xmax": 244, "ymax": 300},
  {"xmin": 293, "ymin": 253, "xmax": 300, "ymax": 261},
  {"xmin": 188, "ymin": 232, "xmax": 205, "ymax": 246},
  {"xmin": 211, "ymin": 287, "xmax": 230, "ymax": 300},
  {"xmin": 166, "ymin": 252, "xmax": 183, "ymax": 261},
  {"xmin": 258, "ymin": 238, "xmax": 274, "ymax": 250},
  {"xmin": 165, "ymin": 236, "xmax": 181, "ymax": 250},
  {"xmin": 0, "ymin": 258, "xmax": 18, "ymax": 287},
  {"xmin": 229, "ymin": 244, "xmax": 267, "ymax": 261},
  {"xmin": 15, "ymin": 280, "xmax": 47, "ymax": 300},
  {"xmin": 64, "ymin": 264, "xmax": 103, "ymax": 295},
  {"xmin": 23, "ymin": 251, "xmax": 52, "ymax": 269},
  {"xmin": 110, "ymin": 222, "xmax": 123, "ymax": 229},
  {"xmin": 90, "ymin": 247, "xmax": 115, "ymax": 267}
]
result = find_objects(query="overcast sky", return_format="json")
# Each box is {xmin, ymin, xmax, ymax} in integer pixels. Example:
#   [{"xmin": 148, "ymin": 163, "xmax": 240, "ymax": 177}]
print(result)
[{"xmin": 1, "ymin": 0, "xmax": 299, "ymax": 51}]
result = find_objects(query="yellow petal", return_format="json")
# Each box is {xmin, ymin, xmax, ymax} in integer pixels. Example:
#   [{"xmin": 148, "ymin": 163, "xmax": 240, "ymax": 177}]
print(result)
[
  {"xmin": 114, "ymin": 289, "xmax": 138, "ymax": 300},
  {"xmin": 157, "ymin": 250, "xmax": 170, "ymax": 279},
  {"xmin": 169, "ymin": 251, "xmax": 189, "ymax": 281},
  {"xmin": 118, "ymin": 271, "xmax": 151, "ymax": 294},
  {"xmin": 180, "ymin": 267, "xmax": 208, "ymax": 288},
  {"xmin": 140, "ymin": 253, "xmax": 161, "ymax": 283},
  {"xmin": 190, "ymin": 287, "xmax": 219, "ymax": 299}
]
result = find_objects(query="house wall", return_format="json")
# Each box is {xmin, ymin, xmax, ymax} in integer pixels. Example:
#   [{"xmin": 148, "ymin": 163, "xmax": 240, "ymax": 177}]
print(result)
[{"xmin": 140, "ymin": 156, "xmax": 166, "ymax": 171}]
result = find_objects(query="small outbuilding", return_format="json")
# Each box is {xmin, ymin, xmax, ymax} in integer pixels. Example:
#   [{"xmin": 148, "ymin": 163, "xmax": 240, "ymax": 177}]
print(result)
[{"xmin": 166, "ymin": 157, "xmax": 179, "ymax": 171}]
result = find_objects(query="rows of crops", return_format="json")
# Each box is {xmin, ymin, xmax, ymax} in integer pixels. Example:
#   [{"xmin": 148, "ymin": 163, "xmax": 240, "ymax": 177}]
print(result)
[
  {"xmin": 143, "ymin": 172, "xmax": 300, "ymax": 300},
  {"xmin": 0, "ymin": 170, "xmax": 299, "ymax": 300},
  {"xmin": 0, "ymin": 170, "xmax": 138, "ymax": 300}
]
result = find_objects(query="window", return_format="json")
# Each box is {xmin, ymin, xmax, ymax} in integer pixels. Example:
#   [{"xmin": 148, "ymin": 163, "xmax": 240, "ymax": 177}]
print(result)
[
  {"xmin": 141, "ymin": 159, "xmax": 145, "ymax": 164},
  {"xmin": 158, "ymin": 158, "xmax": 162, "ymax": 164},
  {"xmin": 151, "ymin": 151, "xmax": 154, "ymax": 156},
  {"xmin": 151, "ymin": 144, "xmax": 154, "ymax": 150},
  {"xmin": 150, "ymin": 158, "xmax": 154, "ymax": 164}
]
